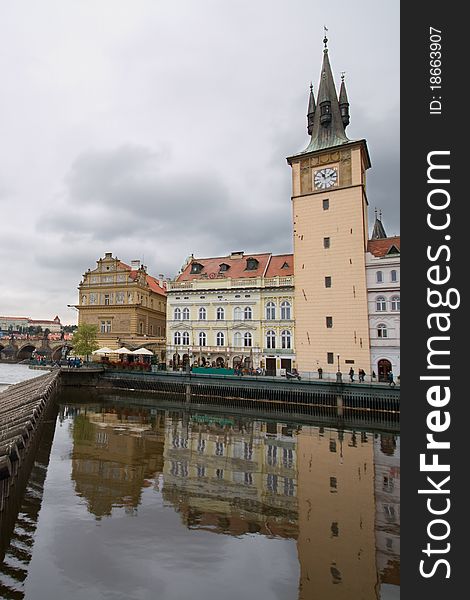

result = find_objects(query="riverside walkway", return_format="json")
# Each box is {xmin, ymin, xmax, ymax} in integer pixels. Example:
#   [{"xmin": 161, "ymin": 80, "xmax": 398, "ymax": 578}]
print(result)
[{"xmin": 0, "ymin": 370, "xmax": 60, "ymax": 512}]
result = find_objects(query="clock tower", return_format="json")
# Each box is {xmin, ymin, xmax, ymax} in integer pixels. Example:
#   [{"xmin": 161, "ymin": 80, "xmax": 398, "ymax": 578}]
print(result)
[{"xmin": 287, "ymin": 37, "xmax": 372, "ymax": 375}]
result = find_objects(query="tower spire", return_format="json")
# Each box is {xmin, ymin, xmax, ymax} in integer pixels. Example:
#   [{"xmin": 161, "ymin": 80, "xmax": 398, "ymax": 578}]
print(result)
[
  {"xmin": 307, "ymin": 83, "xmax": 316, "ymax": 135},
  {"xmin": 300, "ymin": 33, "xmax": 350, "ymax": 154},
  {"xmin": 339, "ymin": 72, "xmax": 350, "ymax": 128}
]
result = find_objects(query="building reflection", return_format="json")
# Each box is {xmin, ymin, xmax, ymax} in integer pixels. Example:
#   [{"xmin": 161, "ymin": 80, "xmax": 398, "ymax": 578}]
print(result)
[
  {"xmin": 69, "ymin": 405, "xmax": 165, "ymax": 518},
  {"xmin": 161, "ymin": 416, "xmax": 299, "ymax": 538},
  {"xmin": 67, "ymin": 404, "xmax": 400, "ymax": 598},
  {"xmin": 296, "ymin": 427, "xmax": 377, "ymax": 600},
  {"xmin": 374, "ymin": 434, "xmax": 400, "ymax": 598}
]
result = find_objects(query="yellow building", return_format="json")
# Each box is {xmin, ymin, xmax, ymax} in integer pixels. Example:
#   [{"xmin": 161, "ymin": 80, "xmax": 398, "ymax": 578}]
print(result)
[
  {"xmin": 166, "ymin": 252, "xmax": 295, "ymax": 374},
  {"xmin": 287, "ymin": 38, "xmax": 371, "ymax": 375},
  {"xmin": 75, "ymin": 252, "xmax": 167, "ymax": 354}
]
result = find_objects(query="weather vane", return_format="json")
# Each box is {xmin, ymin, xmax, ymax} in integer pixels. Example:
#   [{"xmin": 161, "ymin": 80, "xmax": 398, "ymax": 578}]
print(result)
[{"xmin": 323, "ymin": 25, "xmax": 328, "ymax": 48}]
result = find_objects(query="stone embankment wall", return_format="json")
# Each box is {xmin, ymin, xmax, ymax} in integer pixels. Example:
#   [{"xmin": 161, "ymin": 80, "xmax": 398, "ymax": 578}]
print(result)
[{"xmin": 0, "ymin": 370, "xmax": 60, "ymax": 512}]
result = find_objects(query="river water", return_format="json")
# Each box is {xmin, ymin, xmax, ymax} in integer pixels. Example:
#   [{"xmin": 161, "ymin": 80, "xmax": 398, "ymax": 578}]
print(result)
[{"xmin": 0, "ymin": 369, "xmax": 400, "ymax": 600}]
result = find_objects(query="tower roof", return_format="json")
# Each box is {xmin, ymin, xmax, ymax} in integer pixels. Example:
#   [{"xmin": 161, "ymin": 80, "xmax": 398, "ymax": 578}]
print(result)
[
  {"xmin": 371, "ymin": 211, "xmax": 388, "ymax": 239},
  {"xmin": 300, "ymin": 44, "xmax": 350, "ymax": 154},
  {"xmin": 339, "ymin": 75, "xmax": 349, "ymax": 105}
]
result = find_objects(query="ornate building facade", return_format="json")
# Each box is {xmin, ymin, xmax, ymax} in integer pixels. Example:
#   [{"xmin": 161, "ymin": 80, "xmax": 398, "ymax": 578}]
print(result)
[
  {"xmin": 166, "ymin": 252, "xmax": 295, "ymax": 374},
  {"xmin": 366, "ymin": 215, "xmax": 400, "ymax": 381},
  {"xmin": 76, "ymin": 252, "xmax": 167, "ymax": 352}
]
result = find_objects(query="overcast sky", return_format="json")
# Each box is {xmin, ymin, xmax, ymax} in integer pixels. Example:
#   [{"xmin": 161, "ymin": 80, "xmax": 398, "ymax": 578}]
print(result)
[{"xmin": 0, "ymin": 0, "xmax": 399, "ymax": 323}]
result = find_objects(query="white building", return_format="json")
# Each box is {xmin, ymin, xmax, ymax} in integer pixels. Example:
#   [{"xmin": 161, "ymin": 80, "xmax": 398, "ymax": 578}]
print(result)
[
  {"xmin": 366, "ymin": 216, "xmax": 400, "ymax": 381},
  {"xmin": 166, "ymin": 252, "xmax": 295, "ymax": 375}
]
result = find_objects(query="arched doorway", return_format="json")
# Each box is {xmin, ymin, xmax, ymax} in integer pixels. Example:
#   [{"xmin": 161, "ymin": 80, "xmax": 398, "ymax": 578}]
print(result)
[
  {"xmin": 378, "ymin": 359, "xmax": 392, "ymax": 382},
  {"xmin": 216, "ymin": 356, "xmax": 225, "ymax": 368},
  {"xmin": 233, "ymin": 356, "xmax": 242, "ymax": 368},
  {"xmin": 172, "ymin": 353, "xmax": 180, "ymax": 370}
]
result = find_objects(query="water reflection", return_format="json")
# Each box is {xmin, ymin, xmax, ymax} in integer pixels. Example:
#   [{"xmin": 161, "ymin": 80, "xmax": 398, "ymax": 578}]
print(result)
[{"xmin": 1, "ymin": 396, "xmax": 399, "ymax": 599}]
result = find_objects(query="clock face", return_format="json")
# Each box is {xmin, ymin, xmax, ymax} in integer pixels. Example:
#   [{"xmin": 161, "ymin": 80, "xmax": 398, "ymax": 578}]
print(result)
[{"xmin": 314, "ymin": 167, "xmax": 338, "ymax": 189}]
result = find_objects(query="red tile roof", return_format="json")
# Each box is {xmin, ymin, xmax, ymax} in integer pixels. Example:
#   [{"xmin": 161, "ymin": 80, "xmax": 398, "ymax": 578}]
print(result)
[
  {"xmin": 117, "ymin": 261, "xmax": 166, "ymax": 295},
  {"xmin": 177, "ymin": 253, "xmax": 294, "ymax": 281},
  {"xmin": 265, "ymin": 254, "xmax": 294, "ymax": 277},
  {"xmin": 367, "ymin": 236, "xmax": 400, "ymax": 258}
]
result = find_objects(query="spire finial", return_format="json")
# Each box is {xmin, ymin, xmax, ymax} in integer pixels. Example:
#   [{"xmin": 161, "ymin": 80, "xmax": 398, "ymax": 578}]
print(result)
[
  {"xmin": 379, "ymin": 209, "xmax": 383, "ymax": 220},
  {"xmin": 341, "ymin": 71, "xmax": 345, "ymax": 82},
  {"xmin": 374, "ymin": 207, "xmax": 378, "ymax": 218},
  {"xmin": 310, "ymin": 82, "xmax": 313, "ymax": 92},
  {"xmin": 323, "ymin": 26, "xmax": 328, "ymax": 50}
]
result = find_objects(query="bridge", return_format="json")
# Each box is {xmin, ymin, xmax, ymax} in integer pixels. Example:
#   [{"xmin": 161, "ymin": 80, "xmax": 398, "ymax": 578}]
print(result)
[{"xmin": 0, "ymin": 337, "xmax": 72, "ymax": 362}]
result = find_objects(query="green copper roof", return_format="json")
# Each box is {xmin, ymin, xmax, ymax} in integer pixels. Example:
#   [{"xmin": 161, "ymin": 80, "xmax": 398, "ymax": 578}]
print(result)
[{"xmin": 296, "ymin": 47, "xmax": 351, "ymax": 155}]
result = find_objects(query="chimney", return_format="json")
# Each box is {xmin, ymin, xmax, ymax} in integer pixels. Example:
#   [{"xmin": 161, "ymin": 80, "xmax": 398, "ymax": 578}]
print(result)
[
  {"xmin": 230, "ymin": 251, "xmax": 244, "ymax": 259},
  {"xmin": 131, "ymin": 260, "xmax": 141, "ymax": 270}
]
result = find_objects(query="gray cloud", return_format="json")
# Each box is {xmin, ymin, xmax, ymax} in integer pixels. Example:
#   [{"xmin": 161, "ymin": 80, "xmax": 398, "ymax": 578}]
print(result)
[{"xmin": 0, "ymin": 0, "xmax": 399, "ymax": 321}]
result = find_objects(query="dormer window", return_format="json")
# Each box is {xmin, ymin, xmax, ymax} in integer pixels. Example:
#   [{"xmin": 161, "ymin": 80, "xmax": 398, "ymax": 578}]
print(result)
[
  {"xmin": 387, "ymin": 245, "xmax": 400, "ymax": 255},
  {"xmin": 219, "ymin": 263, "xmax": 230, "ymax": 272},
  {"xmin": 190, "ymin": 262, "xmax": 204, "ymax": 274},
  {"xmin": 281, "ymin": 261, "xmax": 289, "ymax": 269},
  {"xmin": 246, "ymin": 258, "xmax": 259, "ymax": 271}
]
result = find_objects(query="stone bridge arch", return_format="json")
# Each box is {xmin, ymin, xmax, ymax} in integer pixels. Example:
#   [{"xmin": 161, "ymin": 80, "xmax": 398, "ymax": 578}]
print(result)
[
  {"xmin": 17, "ymin": 344, "xmax": 38, "ymax": 360},
  {"xmin": 51, "ymin": 344, "xmax": 73, "ymax": 361}
]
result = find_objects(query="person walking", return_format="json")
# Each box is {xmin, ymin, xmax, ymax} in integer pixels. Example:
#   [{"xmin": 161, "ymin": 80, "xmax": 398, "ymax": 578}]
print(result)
[
  {"xmin": 349, "ymin": 367, "xmax": 355, "ymax": 382},
  {"xmin": 317, "ymin": 367, "xmax": 323, "ymax": 379},
  {"xmin": 388, "ymin": 370, "xmax": 395, "ymax": 387},
  {"xmin": 358, "ymin": 368, "xmax": 365, "ymax": 382}
]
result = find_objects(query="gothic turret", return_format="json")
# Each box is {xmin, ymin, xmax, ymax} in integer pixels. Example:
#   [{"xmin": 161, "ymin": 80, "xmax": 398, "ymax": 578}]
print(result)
[
  {"xmin": 371, "ymin": 210, "xmax": 388, "ymax": 240},
  {"xmin": 339, "ymin": 73, "xmax": 350, "ymax": 128},
  {"xmin": 307, "ymin": 84, "xmax": 316, "ymax": 135}
]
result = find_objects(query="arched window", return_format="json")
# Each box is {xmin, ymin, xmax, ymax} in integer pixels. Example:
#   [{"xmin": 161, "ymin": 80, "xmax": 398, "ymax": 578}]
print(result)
[
  {"xmin": 234, "ymin": 332, "xmax": 242, "ymax": 347},
  {"xmin": 377, "ymin": 324, "xmax": 388, "ymax": 338},
  {"xmin": 182, "ymin": 307, "xmax": 190, "ymax": 320},
  {"xmin": 182, "ymin": 331, "xmax": 190, "ymax": 345},
  {"xmin": 244, "ymin": 307, "xmax": 252, "ymax": 320},
  {"xmin": 234, "ymin": 307, "xmax": 243, "ymax": 320},
  {"xmin": 174, "ymin": 308, "xmax": 181, "ymax": 320},
  {"xmin": 216, "ymin": 307, "xmax": 225, "ymax": 320},
  {"xmin": 199, "ymin": 307, "xmax": 207, "ymax": 320},
  {"xmin": 244, "ymin": 332, "xmax": 252, "ymax": 347},
  {"xmin": 216, "ymin": 332, "xmax": 225, "ymax": 346},
  {"xmin": 266, "ymin": 302, "xmax": 276, "ymax": 320},
  {"xmin": 391, "ymin": 295, "xmax": 400, "ymax": 311},
  {"xmin": 281, "ymin": 301, "xmax": 291, "ymax": 320},
  {"xmin": 391, "ymin": 270, "xmax": 398, "ymax": 282},
  {"xmin": 174, "ymin": 332, "xmax": 181, "ymax": 345},
  {"xmin": 199, "ymin": 332, "xmax": 207, "ymax": 346},
  {"xmin": 266, "ymin": 330, "xmax": 276, "ymax": 349},
  {"xmin": 376, "ymin": 271, "xmax": 383, "ymax": 283},
  {"xmin": 376, "ymin": 296, "xmax": 387, "ymax": 312},
  {"xmin": 281, "ymin": 330, "xmax": 291, "ymax": 349}
]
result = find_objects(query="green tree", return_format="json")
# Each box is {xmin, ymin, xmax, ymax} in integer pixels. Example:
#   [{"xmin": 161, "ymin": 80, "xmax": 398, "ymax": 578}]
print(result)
[{"xmin": 72, "ymin": 324, "xmax": 99, "ymax": 362}]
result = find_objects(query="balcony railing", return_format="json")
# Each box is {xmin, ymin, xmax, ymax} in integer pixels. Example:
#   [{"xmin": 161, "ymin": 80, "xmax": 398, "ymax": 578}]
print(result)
[{"xmin": 167, "ymin": 275, "xmax": 294, "ymax": 291}]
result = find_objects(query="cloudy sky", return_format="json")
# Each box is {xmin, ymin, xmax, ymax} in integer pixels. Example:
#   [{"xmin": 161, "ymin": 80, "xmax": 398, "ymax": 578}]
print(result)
[{"xmin": 0, "ymin": 0, "xmax": 399, "ymax": 323}]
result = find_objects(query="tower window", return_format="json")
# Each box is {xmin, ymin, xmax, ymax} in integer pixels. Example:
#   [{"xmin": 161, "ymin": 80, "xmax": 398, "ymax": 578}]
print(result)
[
  {"xmin": 323, "ymin": 237, "xmax": 330, "ymax": 249},
  {"xmin": 327, "ymin": 352, "xmax": 334, "ymax": 364},
  {"xmin": 325, "ymin": 276, "xmax": 332, "ymax": 288},
  {"xmin": 323, "ymin": 199, "xmax": 329, "ymax": 210},
  {"xmin": 326, "ymin": 316, "xmax": 333, "ymax": 328}
]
